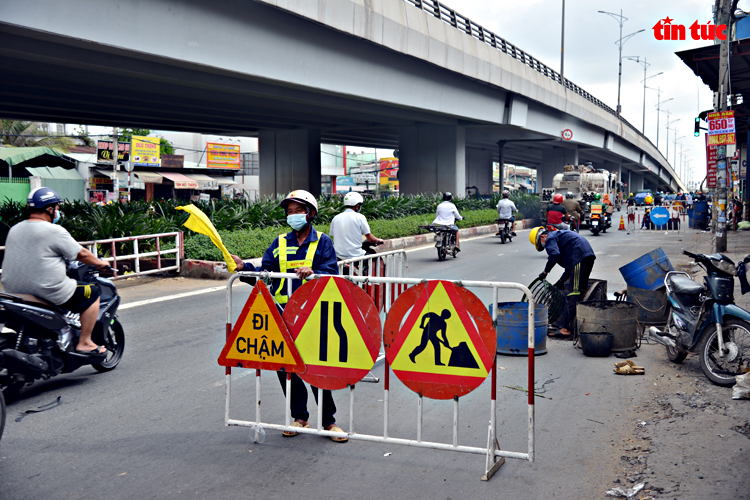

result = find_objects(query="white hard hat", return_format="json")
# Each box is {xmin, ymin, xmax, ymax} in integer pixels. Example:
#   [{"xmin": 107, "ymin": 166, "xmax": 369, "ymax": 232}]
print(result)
[
  {"xmin": 280, "ymin": 189, "xmax": 318, "ymax": 212},
  {"xmin": 343, "ymin": 192, "xmax": 364, "ymax": 207}
]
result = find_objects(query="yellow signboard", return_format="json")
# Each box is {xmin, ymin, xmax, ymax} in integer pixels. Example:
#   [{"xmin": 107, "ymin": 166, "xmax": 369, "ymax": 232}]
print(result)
[
  {"xmin": 131, "ymin": 136, "xmax": 161, "ymax": 167},
  {"xmin": 207, "ymin": 142, "xmax": 241, "ymax": 169}
]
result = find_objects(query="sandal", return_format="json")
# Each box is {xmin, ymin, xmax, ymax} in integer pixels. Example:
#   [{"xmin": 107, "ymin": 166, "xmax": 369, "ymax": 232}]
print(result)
[
  {"xmin": 282, "ymin": 420, "xmax": 308, "ymax": 437},
  {"xmin": 326, "ymin": 424, "xmax": 348, "ymax": 443}
]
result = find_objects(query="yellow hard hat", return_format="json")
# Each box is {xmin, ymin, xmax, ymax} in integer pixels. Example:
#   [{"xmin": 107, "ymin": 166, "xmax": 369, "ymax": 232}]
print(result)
[
  {"xmin": 529, "ymin": 226, "xmax": 547, "ymax": 252},
  {"xmin": 629, "ymin": 193, "xmax": 633, "ymax": 197}
]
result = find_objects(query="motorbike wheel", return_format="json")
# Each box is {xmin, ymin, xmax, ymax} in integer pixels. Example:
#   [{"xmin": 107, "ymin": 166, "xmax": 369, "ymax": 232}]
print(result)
[
  {"xmin": 665, "ymin": 309, "xmax": 687, "ymax": 363},
  {"xmin": 591, "ymin": 228, "xmax": 599, "ymax": 236},
  {"xmin": 698, "ymin": 318, "xmax": 750, "ymax": 386},
  {"xmin": 500, "ymin": 231, "xmax": 506, "ymax": 244},
  {"xmin": 92, "ymin": 319, "xmax": 125, "ymax": 373},
  {"xmin": 0, "ymin": 390, "xmax": 5, "ymax": 443},
  {"xmin": 0, "ymin": 335, "xmax": 24, "ymax": 402},
  {"xmin": 437, "ymin": 246, "xmax": 446, "ymax": 261}
]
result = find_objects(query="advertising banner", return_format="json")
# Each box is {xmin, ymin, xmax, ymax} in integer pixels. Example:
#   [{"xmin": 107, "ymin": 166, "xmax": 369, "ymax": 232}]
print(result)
[
  {"xmin": 131, "ymin": 136, "xmax": 161, "ymax": 167},
  {"xmin": 706, "ymin": 134, "xmax": 717, "ymax": 188},
  {"xmin": 161, "ymin": 154, "xmax": 184, "ymax": 168},
  {"xmin": 96, "ymin": 141, "xmax": 130, "ymax": 163},
  {"xmin": 379, "ymin": 157, "xmax": 399, "ymax": 191},
  {"xmin": 207, "ymin": 142, "xmax": 241, "ymax": 169},
  {"xmin": 707, "ymin": 110, "xmax": 736, "ymax": 146}
]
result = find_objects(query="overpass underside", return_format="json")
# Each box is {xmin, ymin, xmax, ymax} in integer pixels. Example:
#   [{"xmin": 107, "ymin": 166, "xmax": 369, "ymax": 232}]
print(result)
[{"xmin": 0, "ymin": 0, "xmax": 677, "ymax": 196}]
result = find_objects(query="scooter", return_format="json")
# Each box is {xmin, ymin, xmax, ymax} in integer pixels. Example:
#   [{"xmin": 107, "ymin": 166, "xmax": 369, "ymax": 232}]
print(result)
[
  {"xmin": 495, "ymin": 218, "xmax": 513, "ymax": 244},
  {"xmin": 0, "ymin": 262, "xmax": 125, "ymax": 401},
  {"xmin": 419, "ymin": 225, "xmax": 458, "ymax": 261},
  {"xmin": 589, "ymin": 212, "xmax": 602, "ymax": 236},
  {"xmin": 649, "ymin": 250, "xmax": 750, "ymax": 386}
]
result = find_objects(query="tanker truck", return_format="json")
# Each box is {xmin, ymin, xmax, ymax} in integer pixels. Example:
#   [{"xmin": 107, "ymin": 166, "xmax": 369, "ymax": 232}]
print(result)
[{"xmin": 540, "ymin": 165, "xmax": 618, "ymax": 228}]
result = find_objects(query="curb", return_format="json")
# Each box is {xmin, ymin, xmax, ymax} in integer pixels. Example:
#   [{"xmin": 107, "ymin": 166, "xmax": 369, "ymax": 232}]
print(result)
[{"xmin": 180, "ymin": 219, "xmax": 538, "ymax": 279}]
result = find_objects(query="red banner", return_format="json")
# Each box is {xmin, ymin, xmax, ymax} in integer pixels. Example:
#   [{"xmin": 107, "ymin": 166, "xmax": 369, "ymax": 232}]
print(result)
[{"xmin": 706, "ymin": 134, "xmax": 717, "ymax": 188}]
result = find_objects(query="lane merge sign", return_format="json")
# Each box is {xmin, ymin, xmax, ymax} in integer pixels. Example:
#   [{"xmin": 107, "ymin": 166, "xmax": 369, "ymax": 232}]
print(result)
[
  {"xmin": 283, "ymin": 277, "xmax": 382, "ymax": 390},
  {"xmin": 384, "ymin": 280, "xmax": 496, "ymax": 400},
  {"xmin": 218, "ymin": 281, "xmax": 305, "ymax": 373}
]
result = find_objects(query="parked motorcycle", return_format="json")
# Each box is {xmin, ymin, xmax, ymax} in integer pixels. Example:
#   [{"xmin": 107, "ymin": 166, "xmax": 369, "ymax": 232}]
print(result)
[
  {"xmin": 649, "ymin": 250, "xmax": 750, "ymax": 386},
  {"xmin": 419, "ymin": 225, "xmax": 459, "ymax": 261},
  {"xmin": 0, "ymin": 262, "xmax": 125, "ymax": 401},
  {"xmin": 495, "ymin": 218, "xmax": 513, "ymax": 244}
]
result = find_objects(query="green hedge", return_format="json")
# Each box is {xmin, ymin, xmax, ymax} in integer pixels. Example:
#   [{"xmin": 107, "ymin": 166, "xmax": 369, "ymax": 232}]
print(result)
[{"xmin": 185, "ymin": 209, "xmax": 501, "ymax": 261}]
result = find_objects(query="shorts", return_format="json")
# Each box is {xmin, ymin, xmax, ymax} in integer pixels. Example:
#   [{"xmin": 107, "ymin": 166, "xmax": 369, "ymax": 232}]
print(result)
[{"xmin": 61, "ymin": 281, "xmax": 101, "ymax": 313}]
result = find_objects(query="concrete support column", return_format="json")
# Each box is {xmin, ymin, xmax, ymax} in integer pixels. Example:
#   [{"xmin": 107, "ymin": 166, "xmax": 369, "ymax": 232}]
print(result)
[
  {"xmin": 497, "ymin": 141, "xmax": 506, "ymax": 192},
  {"xmin": 562, "ymin": 147, "xmax": 578, "ymax": 166},
  {"xmin": 538, "ymin": 148, "xmax": 565, "ymax": 192},
  {"xmin": 259, "ymin": 129, "xmax": 321, "ymax": 197},
  {"xmin": 465, "ymin": 149, "xmax": 493, "ymax": 196},
  {"xmin": 630, "ymin": 172, "xmax": 644, "ymax": 192},
  {"xmin": 399, "ymin": 125, "xmax": 465, "ymax": 196}
]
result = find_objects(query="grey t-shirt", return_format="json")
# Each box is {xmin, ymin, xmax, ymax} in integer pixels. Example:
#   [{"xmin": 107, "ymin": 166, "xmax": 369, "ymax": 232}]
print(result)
[{"xmin": 1, "ymin": 220, "xmax": 83, "ymax": 304}]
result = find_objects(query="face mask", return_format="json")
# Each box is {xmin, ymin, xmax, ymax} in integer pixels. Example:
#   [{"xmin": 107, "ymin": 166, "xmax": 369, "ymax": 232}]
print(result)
[
  {"xmin": 287, "ymin": 213, "xmax": 308, "ymax": 231},
  {"xmin": 52, "ymin": 210, "xmax": 61, "ymax": 224}
]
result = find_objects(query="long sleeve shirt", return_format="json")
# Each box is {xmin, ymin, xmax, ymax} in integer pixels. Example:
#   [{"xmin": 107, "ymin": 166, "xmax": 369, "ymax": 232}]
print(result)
[{"xmin": 543, "ymin": 230, "xmax": 596, "ymax": 282}]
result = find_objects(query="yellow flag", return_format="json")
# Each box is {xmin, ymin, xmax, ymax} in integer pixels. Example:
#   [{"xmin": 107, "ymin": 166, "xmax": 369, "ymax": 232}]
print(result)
[{"xmin": 176, "ymin": 204, "xmax": 237, "ymax": 273}]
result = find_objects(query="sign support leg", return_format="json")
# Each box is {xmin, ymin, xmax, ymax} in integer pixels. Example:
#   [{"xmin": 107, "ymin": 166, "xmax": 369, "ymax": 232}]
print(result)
[
  {"xmin": 482, "ymin": 358, "xmax": 505, "ymax": 481},
  {"xmin": 285, "ymin": 373, "xmax": 292, "ymax": 428}
]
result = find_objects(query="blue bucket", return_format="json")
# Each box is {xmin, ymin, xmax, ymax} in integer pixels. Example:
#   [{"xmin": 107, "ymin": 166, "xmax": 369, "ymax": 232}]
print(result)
[
  {"xmin": 490, "ymin": 302, "xmax": 547, "ymax": 356},
  {"xmin": 618, "ymin": 248, "xmax": 674, "ymax": 291},
  {"xmin": 690, "ymin": 201, "xmax": 708, "ymax": 229}
]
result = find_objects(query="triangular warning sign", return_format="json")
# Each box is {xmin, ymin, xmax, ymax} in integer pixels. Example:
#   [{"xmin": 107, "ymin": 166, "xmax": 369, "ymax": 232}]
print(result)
[
  {"xmin": 218, "ymin": 281, "xmax": 305, "ymax": 373},
  {"xmin": 284, "ymin": 277, "xmax": 381, "ymax": 390},
  {"xmin": 385, "ymin": 281, "xmax": 494, "ymax": 399}
]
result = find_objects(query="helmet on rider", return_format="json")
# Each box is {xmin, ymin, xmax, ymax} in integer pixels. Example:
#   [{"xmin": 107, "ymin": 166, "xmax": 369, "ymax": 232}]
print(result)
[
  {"xmin": 502, "ymin": 190, "xmax": 510, "ymax": 198},
  {"xmin": 443, "ymin": 192, "xmax": 453, "ymax": 201},
  {"xmin": 553, "ymin": 193, "xmax": 563, "ymax": 204},
  {"xmin": 27, "ymin": 187, "xmax": 61, "ymax": 209},
  {"xmin": 565, "ymin": 192, "xmax": 574, "ymax": 199},
  {"xmin": 343, "ymin": 192, "xmax": 364, "ymax": 209},
  {"xmin": 629, "ymin": 193, "xmax": 634, "ymax": 197},
  {"xmin": 529, "ymin": 226, "xmax": 548, "ymax": 252},
  {"xmin": 593, "ymin": 193, "xmax": 601, "ymax": 201},
  {"xmin": 280, "ymin": 189, "xmax": 318, "ymax": 215}
]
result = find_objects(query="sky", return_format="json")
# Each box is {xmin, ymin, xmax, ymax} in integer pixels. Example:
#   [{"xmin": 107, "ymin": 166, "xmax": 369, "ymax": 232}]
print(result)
[{"xmin": 453, "ymin": 0, "xmax": 726, "ymax": 188}]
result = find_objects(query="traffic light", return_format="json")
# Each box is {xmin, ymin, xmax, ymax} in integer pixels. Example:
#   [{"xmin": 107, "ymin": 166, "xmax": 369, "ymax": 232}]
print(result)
[{"xmin": 694, "ymin": 117, "xmax": 701, "ymax": 136}]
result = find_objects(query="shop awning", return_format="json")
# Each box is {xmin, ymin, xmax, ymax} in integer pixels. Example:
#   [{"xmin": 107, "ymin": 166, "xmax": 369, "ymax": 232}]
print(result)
[
  {"xmin": 161, "ymin": 172, "xmax": 199, "ymax": 189},
  {"xmin": 134, "ymin": 171, "xmax": 163, "ymax": 184},
  {"xmin": 25, "ymin": 166, "xmax": 83, "ymax": 180},
  {"xmin": 210, "ymin": 176, "xmax": 237, "ymax": 185},
  {"xmin": 185, "ymin": 173, "xmax": 218, "ymax": 189},
  {"xmin": 0, "ymin": 147, "xmax": 64, "ymax": 167}
]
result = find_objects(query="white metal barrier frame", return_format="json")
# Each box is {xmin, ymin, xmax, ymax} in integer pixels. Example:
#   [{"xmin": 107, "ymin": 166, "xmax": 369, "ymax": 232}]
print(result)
[
  {"xmin": 224, "ymin": 271, "xmax": 537, "ymax": 480},
  {"xmin": 81, "ymin": 232, "xmax": 183, "ymax": 280},
  {"xmin": 0, "ymin": 231, "xmax": 182, "ymax": 279},
  {"xmin": 336, "ymin": 249, "xmax": 408, "ymax": 316}
]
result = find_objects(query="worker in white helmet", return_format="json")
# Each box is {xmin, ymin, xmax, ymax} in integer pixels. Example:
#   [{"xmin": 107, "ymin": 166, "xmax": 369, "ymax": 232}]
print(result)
[{"xmin": 329, "ymin": 192, "xmax": 384, "ymax": 261}]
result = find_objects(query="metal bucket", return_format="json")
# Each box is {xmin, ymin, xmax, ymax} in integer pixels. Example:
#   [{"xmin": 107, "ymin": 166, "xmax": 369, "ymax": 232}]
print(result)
[
  {"xmin": 576, "ymin": 300, "xmax": 638, "ymax": 353},
  {"xmin": 618, "ymin": 248, "xmax": 674, "ymax": 290},
  {"xmin": 690, "ymin": 201, "xmax": 708, "ymax": 229},
  {"xmin": 490, "ymin": 302, "xmax": 548, "ymax": 356},
  {"xmin": 627, "ymin": 285, "xmax": 669, "ymax": 324}
]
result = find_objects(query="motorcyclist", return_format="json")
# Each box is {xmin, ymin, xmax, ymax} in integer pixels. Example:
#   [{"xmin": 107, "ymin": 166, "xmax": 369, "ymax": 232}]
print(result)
[
  {"xmin": 433, "ymin": 192, "xmax": 464, "ymax": 251},
  {"xmin": 230, "ymin": 190, "xmax": 346, "ymax": 442},
  {"xmin": 495, "ymin": 190, "xmax": 518, "ymax": 237},
  {"xmin": 1, "ymin": 188, "xmax": 110, "ymax": 355},
  {"xmin": 626, "ymin": 193, "xmax": 637, "ymax": 234},
  {"xmin": 330, "ymin": 192, "xmax": 383, "ymax": 260},
  {"xmin": 561, "ymin": 192, "xmax": 583, "ymax": 232},
  {"xmin": 546, "ymin": 194, "xmax": 568, "ymax": 230},
  {"xmin": 530, "ymin": 226, "xmax": 596, "ymax": 339}
]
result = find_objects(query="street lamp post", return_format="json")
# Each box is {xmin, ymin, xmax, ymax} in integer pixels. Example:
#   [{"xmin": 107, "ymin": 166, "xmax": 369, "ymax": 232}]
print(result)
[
  {"xmin": 624, "ymin": 57, "xmax": 662, "ymax": 134},
  {"xmin": 674, "ymin": 135, "xmax": 686, "ymax": 170},
  {"xmin": 653, "ymin": 91, "xmax": 673, "ymax": 149},
  {"xmin": 598, "ymin": 10, "xmax": 644, "ymax": 116},
  {"xmin": 560, "ymin": 0, "xmax": 565, "ymax": 81}
]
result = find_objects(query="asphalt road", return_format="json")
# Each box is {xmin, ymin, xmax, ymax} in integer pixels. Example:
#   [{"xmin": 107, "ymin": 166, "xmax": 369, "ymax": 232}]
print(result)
[{"xmin": 0, "ymin": 219, "xmax": 740, "ymax": 499}]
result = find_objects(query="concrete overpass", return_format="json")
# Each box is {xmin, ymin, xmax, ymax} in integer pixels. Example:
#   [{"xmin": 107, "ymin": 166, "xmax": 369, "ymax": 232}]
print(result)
[{"xmin": 0, "ymin": 0, "xmax": 686, "ymax": 196}]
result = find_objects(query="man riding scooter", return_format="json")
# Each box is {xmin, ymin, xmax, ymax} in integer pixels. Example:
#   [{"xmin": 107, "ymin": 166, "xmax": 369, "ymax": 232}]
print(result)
[
  {"xmin": 561, "ymin": 192, "xmax": 583, "ymax": 232},
  {"xmin": 546, "ymin": 194, "xmax": 569, "ymax": 230}
]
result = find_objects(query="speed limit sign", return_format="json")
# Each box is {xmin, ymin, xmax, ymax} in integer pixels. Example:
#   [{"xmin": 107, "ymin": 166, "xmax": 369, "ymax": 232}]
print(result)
[{"xmin": 562, "ymin": 129, "xmax": 573, "ymax": 141}]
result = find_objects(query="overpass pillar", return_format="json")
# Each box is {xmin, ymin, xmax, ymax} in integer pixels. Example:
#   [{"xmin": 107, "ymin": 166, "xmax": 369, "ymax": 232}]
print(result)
[
  {"xmin": 630, "ymin": 172, "xmax": 644, "ymax": 192},
  {"xmin": 259, "ymin": 129, "xmax": 322, "ymax": 197},
  {"xmin": 465, "ymin": 149, "xmax": 493, "ymax": 196},
  {"xmin": 538, "ymin": 148, "xmax": 566, "ymax": 191},
  {"xmin": 398, "ymin": 125, "xmax": 465, "ymax": 196}
]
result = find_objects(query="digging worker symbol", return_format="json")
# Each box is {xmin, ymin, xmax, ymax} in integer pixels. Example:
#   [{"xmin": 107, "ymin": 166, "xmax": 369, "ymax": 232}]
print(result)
[{"xmin": 409, "ymin": 309, "xmax": 479, "ymax": 369}]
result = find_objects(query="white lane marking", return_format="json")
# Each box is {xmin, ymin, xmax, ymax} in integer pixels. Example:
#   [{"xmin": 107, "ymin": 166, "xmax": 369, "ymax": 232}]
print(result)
[{"xmin": 119, "ymin": 285, "xmax": 230, "ymax": 310}]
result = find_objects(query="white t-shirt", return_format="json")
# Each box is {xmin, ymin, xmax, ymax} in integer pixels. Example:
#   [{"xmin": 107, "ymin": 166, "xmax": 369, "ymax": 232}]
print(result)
[
  {"xmin": 433, "ymin": 201, "xmax": 462, "ymax": 225},
  {"xmin": 330, "ymin": 209, "xmax": 372, "ymax": 260},
  {"xmin": 496, "ymin": 199, "xmax": 517, "ymax": 219}
]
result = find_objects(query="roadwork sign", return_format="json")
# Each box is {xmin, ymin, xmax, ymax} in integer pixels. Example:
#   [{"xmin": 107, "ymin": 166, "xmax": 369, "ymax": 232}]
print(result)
[
  {"xmin": 384, "ymin": 281, "xmax": 496, "ymax": 400},
  {"xmin": 218, "ymin": 281, "xmax": 305, "ymax": 373},
  {"xmin": 284, "ymin": 277, "xmax": 382, "ymax": 390}
]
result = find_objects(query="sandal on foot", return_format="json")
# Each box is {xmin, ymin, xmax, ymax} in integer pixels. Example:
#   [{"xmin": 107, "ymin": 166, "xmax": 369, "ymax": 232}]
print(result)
[
  {"xmin": 326, "ymin": 425, "xmax": 348, "ymax": 443},
  {"xmin": 283, "ymin": 421, "xmax": 308, "ymax": 437}
]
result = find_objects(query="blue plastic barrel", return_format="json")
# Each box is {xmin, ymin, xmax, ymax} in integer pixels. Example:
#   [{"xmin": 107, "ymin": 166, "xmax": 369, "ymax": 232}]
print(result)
[
  {"xmin": 490, "ymin": 302, "xmax": 547, "ymax": 356},
  {"xmin": 690, "ymin": 201, "xmax": 708, "ymax": 229},
  {"xmin": 618, "ymin": 248, "xmax": 674, "ymax": 290}
]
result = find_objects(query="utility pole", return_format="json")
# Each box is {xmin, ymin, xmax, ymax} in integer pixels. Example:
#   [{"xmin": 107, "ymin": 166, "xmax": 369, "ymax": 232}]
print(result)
[
  {"xmin": 560, "ymin": 0, "xmax": 565, "ymax": 81},
  {"xmin": 664, "ymin": 118, "xmax": 680, "ymax": 162},
  {"xmin": 655, "ymin": 92, "xmax": 673, "ymax": 150},
  {"xmin": 112, "ymin": 127, "xmax": 119, "ymax": 203},
  {"xmin": 714, "ymin": 0, "xmax": 732, "ymax": 252},
  {"xmin": 625, "ymin": 56, "xmax": 662, "ymax": 134}
]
